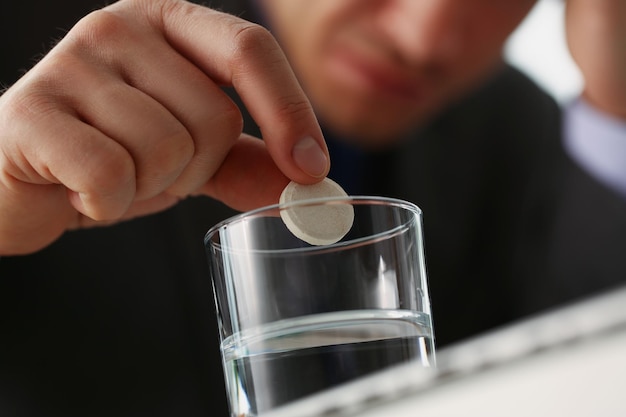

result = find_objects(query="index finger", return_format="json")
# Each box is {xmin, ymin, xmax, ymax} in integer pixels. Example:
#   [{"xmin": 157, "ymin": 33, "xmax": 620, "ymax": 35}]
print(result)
[{"xmin": 109, "ymin": 0, "xmax": 330, "ymax": 183}]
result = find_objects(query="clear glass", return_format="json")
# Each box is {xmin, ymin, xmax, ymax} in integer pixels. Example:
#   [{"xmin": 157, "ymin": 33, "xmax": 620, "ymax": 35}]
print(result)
[{"xmin": 205, "ymin": 196, "xmax": 435, "ymax": 417}]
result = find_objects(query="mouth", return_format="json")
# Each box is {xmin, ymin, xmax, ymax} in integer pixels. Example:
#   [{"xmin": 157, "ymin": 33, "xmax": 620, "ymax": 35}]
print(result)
[{"xmin": 324, "ymin": 43, "xmax": 422, "ymax": 102}]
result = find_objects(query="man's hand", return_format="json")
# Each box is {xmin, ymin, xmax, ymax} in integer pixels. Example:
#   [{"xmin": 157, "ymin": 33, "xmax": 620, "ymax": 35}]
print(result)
[
  {"xmin": 0, "ymin": 0, "xmax": 329, "ymax": 255},
  {"xmin": 566, "ymin": 0, "xmax": 626, "ymax": 118}
]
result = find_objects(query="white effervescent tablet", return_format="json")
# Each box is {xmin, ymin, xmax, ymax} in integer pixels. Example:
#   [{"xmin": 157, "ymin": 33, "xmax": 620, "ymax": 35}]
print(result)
[{"xmin": 279, "ymin": 178, "xmax": 354, "ymax": 246}]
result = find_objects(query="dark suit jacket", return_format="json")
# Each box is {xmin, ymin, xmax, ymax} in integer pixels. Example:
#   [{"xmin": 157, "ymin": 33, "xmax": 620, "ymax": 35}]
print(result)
[{"xmin": 2, "ymin": 0, "xmax": 625, "ymax": 416}]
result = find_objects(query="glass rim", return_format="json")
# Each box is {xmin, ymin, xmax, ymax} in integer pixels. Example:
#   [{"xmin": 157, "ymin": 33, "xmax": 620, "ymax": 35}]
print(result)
[{"xmin": 204, "ymin": 195, "xmax": 422, "ymax": 250}]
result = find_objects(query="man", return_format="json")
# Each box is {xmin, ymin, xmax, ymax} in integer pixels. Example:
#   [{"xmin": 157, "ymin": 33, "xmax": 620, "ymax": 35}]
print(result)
[{"xmin": 1, "ymin": 0, "xmax": 625, "ymax": 415}]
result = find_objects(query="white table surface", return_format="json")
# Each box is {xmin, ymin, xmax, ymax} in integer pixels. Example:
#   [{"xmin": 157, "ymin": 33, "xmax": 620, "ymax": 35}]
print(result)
[{"xmin": 263, "ymin": 285, "xmax": 626, "ymax": 417}]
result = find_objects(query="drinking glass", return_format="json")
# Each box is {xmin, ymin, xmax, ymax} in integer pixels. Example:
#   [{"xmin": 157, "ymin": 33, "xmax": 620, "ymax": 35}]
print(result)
[{"xmin": 205, "ymin": 196, "xmax": 435, "ymax": 416}]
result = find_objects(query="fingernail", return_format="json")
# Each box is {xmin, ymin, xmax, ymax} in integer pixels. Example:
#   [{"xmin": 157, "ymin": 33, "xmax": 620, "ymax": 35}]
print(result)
[{"xmin": 292, "ymin": 136, "xmax": 329, "ymax": 178}]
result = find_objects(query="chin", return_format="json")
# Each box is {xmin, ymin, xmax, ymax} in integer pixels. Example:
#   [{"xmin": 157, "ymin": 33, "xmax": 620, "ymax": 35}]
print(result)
[
  {"xmin": 317, "ymin": 101, "xmax": 434, "ymax": 149},
  {"xmin": 311, "ymin": 79, "xmax": 448, "ymax": 143},
  {"xmin": 321, "ymin": 114, "xmax": 419, "ymax": 149}
]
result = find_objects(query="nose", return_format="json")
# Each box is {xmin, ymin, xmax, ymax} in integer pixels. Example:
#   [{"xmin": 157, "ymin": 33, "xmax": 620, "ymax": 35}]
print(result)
[{"xmin": 375, "ymin": 0, "xmax": 465, "ymax": 65}]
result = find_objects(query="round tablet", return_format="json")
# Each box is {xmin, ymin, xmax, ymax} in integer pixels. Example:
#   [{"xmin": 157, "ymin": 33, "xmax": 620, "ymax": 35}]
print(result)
[{"xmin": 279, "ymin": 178, "xmax": 354, "ymax": 246}]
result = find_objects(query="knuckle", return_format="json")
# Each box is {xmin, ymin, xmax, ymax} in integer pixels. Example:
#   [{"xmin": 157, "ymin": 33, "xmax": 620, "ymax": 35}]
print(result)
[
  {"xmin": 79, "ymin": 146, "xmax": 136, "ymax": 219},
  {"xmin": 3, "ymin": 78, "xmax": 67, "ymax": 127},
  {"xmin": 233, "ymin": 22, "xmax": 275, "ymax": 46},
  {"xmin": 154, "ymin": 127, "xmax": 195, "ymax": 172},
  {"xmin": 3, "ymin": 87, "xmax": 52, "ymax": 122},
  {"xmin": 3, "ymin": 53, "xmax": 92, "ymax": 127},
  {"xmin": 135, "ymin": 125, "xmax": 194, "ymax": 197},
  {"xmin": 37, "ymin": 50, "xmax": 89, "ymax": 90},
  {"xmin": 154, "ymin": 0, "xmax": 192, "ymax": 24},
  {"xmin": 87, "ymin": 146, "xmax": 135, "ymax": 195},
  {"xmin": 273, "ymin": 95, "xmax": 314, "ymax": 124},
  {"xmin": 230, "ymin": 22, "xmax": 279, "ymax": 64},
  {"xmin": 66, "ymin": 9, "xmax": 135, "ymax": 56}
]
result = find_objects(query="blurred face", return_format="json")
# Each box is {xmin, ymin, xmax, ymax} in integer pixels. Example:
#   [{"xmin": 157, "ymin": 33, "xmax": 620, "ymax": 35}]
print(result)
[{"xmin": 260, "ymin": 0, "xmax": 536, "ymax": 146}]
